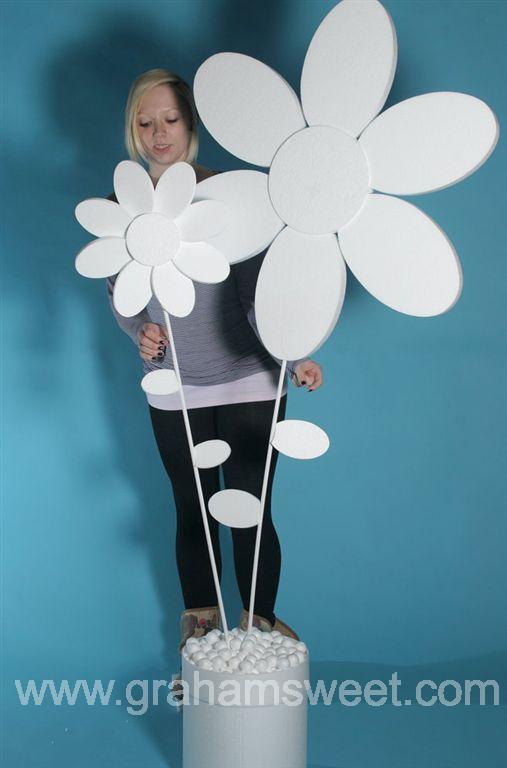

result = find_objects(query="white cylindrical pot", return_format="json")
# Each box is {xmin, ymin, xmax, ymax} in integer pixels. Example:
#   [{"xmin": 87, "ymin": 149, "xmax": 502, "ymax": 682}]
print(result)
[{"xmin": 182, "ymin": 656, "xmax": 309, "ymax": 768}]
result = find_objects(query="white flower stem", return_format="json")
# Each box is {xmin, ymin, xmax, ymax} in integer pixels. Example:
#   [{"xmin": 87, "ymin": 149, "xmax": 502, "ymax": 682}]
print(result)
[
  {"xmin": 162, "ymin": 309, "xmax": 229, "ymax": 642},
  {"xmin": 247, "ymin": 359, "xmax": 287, "ymax": 633}
]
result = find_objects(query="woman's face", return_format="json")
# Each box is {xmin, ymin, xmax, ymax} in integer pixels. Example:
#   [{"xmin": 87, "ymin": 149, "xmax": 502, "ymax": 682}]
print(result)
[{"xmin": 136, "ymin": 84, "xmax": 191, "ymax": 177}]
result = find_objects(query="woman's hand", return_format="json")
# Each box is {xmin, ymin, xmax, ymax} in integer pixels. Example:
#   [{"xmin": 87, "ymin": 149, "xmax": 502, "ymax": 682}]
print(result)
[
  {"xmin": 293, "ymin": 360, "xmax": 323, "ymax": 391},
  {"xmin": 137, "ymin": 322, "xmax": 169, "ymax": 361}
]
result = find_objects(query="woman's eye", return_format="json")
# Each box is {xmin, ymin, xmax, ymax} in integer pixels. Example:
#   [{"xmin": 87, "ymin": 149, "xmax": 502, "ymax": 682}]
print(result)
[{"xmin": 139, "ymin": 119, "xmax": 177, "ymax": 127}]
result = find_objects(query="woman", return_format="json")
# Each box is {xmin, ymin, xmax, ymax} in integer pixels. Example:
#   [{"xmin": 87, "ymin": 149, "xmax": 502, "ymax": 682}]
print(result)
[{"xmin": 106, "ymin": 69, "xmax": 323, "ymax": 650}]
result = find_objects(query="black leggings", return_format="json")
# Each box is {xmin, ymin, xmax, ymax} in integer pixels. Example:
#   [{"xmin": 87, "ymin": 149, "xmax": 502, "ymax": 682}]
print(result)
[{"xmin": 148, "ymin": 395, "xmax": 287, "ymax": 624}]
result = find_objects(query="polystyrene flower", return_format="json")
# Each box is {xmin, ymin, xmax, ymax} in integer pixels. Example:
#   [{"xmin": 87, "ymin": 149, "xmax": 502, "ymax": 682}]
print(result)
[
  {"xmin": 194, "ymin": 0, "xmax": 499, "ymax": 361},
  {"xmin": 75, "ymin": 161, "xmax": 230, "ymax": 317}
]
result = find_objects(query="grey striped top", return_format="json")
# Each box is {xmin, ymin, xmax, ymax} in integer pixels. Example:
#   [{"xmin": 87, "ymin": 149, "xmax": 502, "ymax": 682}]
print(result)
[
  {"xmin": 105, "ymin": 187, "xmax": 307, "ymax": 406},
  {"xmin": 106, "ymin": 249, "xmax": 303, "ymax": 370}
]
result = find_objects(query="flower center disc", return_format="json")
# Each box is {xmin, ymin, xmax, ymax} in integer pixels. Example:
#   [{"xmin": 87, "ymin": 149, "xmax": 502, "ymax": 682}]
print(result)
[
  {"xmin": 268, "ymin": 126, "xmax": 370, "ymax": 235},
  {"xmin": 125, "ymin": 213, "xmax": 180, "ymax": 266}
]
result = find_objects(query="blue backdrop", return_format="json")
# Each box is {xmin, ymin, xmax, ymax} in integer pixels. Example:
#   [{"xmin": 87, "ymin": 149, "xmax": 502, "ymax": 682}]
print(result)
[{"xmin": 2, "ymin": 2, "xmax": 506, "ymax": 766}]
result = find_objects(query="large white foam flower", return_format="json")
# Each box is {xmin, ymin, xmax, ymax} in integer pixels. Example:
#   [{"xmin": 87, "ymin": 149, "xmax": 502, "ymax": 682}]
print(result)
[
  {"xmin": 75, "ymin": 161, "xmax": 230, "ymax": 317},
  {"xmin": 194, "ymin": 0, "xmax": 499, "ymax": 361}
]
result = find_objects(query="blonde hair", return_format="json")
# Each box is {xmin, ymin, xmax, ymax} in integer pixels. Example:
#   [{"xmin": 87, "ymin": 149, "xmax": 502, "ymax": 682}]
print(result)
[{"xmin": 124, "ymin": 68, "xmax": 199, "ymax": 164}]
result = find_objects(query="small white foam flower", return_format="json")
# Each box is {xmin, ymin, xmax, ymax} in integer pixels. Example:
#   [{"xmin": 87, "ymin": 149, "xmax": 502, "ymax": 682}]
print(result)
[{"xmin": 75, "ymin": 161, "xmax": 230, "ymax": 318}]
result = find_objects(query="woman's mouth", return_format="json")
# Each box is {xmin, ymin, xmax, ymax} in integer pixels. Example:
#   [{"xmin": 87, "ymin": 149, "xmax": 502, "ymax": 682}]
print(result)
[{"xmin": 153, "ymin": 144, "xmax": 172, "ymax": 155}]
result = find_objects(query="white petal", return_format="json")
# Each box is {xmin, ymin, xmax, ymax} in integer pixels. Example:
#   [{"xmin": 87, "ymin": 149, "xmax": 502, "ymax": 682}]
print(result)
[
  {"xmin": 301, "ymin": 0, "xmax": 397, "ymax": 137},
  {"xmin": 339, "ymin": 194, "xmax": 463, "ymax": 317},
  {"xmin": 151, "ymin": 261, "xmax": 195, "ymax": 317},
  {"xmin": 141, "ymin": 369, "xmax": 179, "ymax": 396},
  {"xmin": 255, "ymin": 227, "xmax": 346, "ymax": 360},
  {"xmin": 176, "ymin": 200, "xmax": 229, "ymax": 242},
  {"xmin": 208, "ymin": 489, "xmax": 261, "ymax": 529},
  {"xmin": 193, "ymin": 440, "xmax": 231, "ymax": 469},
  {"xmin": 272, "ymin": 420, "xmax": 329, "ymax": 460},
  {"xmin": 195, "ymin": 171, "xmax": 283, "ymax": 263},
  {"xmin": 113, "ymin": 260, "xmax": 152, "ymax": 317},
  {"xmin": 174, "ymin": 242, "xmax": 230, "ymax": 284},
  {"xmin": 359, "ymin": 93, "xmax": 500, "ymax": 195},
  {"xmin": 154, "ymin": 162, "xmax": 196, "ymax": 218},
  {"xmin": 75, "ymin": 198, "xmax": 131, "ymax": 237},
  {"xmin": 75, "ymin": 237, "xmax": 130, "ymax": 278},
  {"xmin": 194, "ymin": 53, "xmax": 306, "ymax": 167},
  {"xmin": 113, "ymin": 161, "xmax": 154, "ymax": 217}
]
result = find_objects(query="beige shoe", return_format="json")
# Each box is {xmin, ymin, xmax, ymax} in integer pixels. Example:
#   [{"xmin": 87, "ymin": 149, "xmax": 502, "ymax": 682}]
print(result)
[
  {"xmin": 178, "ymin": 605, "xmax": 222, "ymax": 653},
  {"xmin": 239, "ymin": 608, "xmax": 299, "ymax": 641}
]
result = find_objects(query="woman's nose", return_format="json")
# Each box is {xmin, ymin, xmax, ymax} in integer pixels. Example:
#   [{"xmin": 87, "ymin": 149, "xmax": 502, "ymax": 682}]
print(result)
[{"xmin": 153, "ymin": 117, "xmax": 167, "ymax": 134}]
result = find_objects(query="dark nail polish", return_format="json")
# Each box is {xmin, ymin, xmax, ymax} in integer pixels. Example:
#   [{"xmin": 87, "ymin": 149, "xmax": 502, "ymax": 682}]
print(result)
[
  {"xmin": 151, "ymin": 356, "xmax": 157, "ymax": 361},
  {"xmin": 301, "ymin": 380, "xmax": 306, "ymax": 385},
  {"xmin": 157, "ymin": 351, "xmax": 164, "ymax": 357}
]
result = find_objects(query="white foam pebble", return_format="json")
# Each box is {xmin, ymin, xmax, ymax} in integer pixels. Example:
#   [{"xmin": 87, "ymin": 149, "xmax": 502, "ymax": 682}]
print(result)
[{"xmin": 184, "ymin": 627, "xmax": 308, "ymax": 674}]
